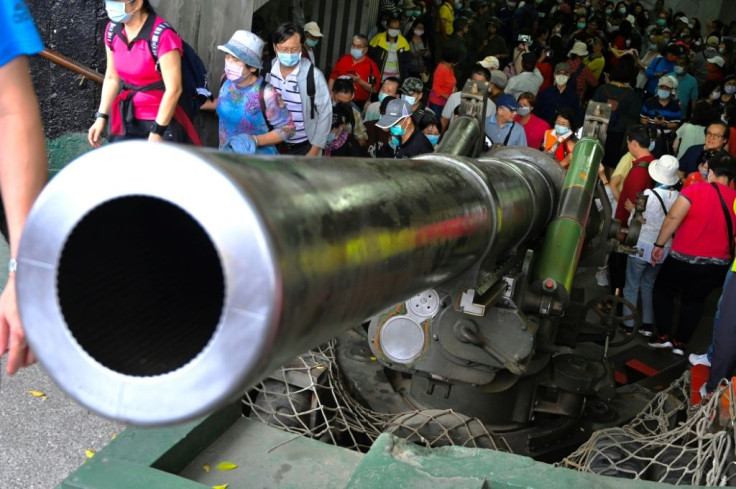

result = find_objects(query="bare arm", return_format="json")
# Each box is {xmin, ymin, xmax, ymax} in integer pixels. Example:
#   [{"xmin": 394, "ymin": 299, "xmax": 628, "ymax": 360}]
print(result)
[
  {"xmin": 88, "ymin": 46, "xmax": 120, "ymax": 147},
  {"xmin": 0, "ymin": 56, "xmax": 48, "ymax": 374},
  {"xmin": 149, "ymin": 49, "xmax": 183, "ymax": 142}
]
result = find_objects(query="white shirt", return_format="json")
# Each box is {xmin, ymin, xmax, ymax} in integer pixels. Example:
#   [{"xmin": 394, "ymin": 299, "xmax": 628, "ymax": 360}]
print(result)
[
  {"xmin": 441, "ymin": 91, "xmax": 496, "ymax": 120},
  {"xmin": 630, "ymin": 187, "xmax": 679, "ymax": 262},
  {"xmin": 505, "ymin": 69, "xmax": 544, "ymax": 99},
  {"xmin": 269, "ymin": 63, "xmax": 309, "ymax": 144}
]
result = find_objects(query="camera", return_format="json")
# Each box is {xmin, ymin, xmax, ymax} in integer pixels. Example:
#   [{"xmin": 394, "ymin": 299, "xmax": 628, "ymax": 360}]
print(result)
[{"xmin": 518, "ymin": 34, "xmax": 531, "ymax": 44}]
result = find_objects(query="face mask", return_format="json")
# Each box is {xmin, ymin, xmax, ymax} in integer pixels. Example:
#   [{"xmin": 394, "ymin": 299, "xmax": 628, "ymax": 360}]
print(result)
[
  {"xmin": 555, "ymin": 124, "xmax": 570, "ymax": 135},
  {"xmin": 578, "ymin": 22, "xmax": 587, "ymax": 30},
  {"xmin": 657, "ymin": 18, "xmax": 666, "ymax": 26},
  {"xmin": 674, "ymin": 66, "xmax": 684, "ymax": 74},
  {"xmin": 326, "ymin": 132, "xmax": 338, "ymax": 145},
  {"xmin": 427, "ymin": 134, "xmax": 440, "ymax": 146},
  {"xmin": 414, "ymin": 29, "xmax": 425, "ymax": 36},
  {"xmin": 657, "ymin": 89, "xmax": 671, "ymax": 99},
  {"xmin": 719, "ymin": 47, "xmax": 727, "ymax": 54},
  {"xmin": 390, "ymin": 124, "xmax": 406, "ymax": 137},
  {"xmin": 105, "ymin": 0, "xmax": 135, "ymax": 23},
  {"xmin": 649, "ymin": 43, "xmax": 657, "ymax": 50},
  {"xmin": 555, "ymin": 74, "xmax": 569, "ymax": 86},
  {"xmin": 390, "ymin": 135, "xmax": 401, "ymax": 148},
  {"xmin": 306, "ymin": 38, "xmax": 319, "ymax": 48},
  {"xmin": 456, "ymin": 1, "xmax": 463, "ymax": 9},
  {"xmin": 378, "ymin": 92, "xmax": 390, "ymax": 102},
  {"xmin": 605, "ymin": 8, "xmax": 612, "ymax": 15},
  {"xmin": 508, "ymin": 1, "xmax": 517, "ymax": 8},
  {"xmin": 224, "ymin": 61, "xmax": 247, "ymax": 83},
  {"xmin": 648, "ymin": 141, "xmax": 656, "ymax": 151},
  {"xmin": 726, "ymin": 86, "xmax": 736, "ymax": 95},
  {"xmin": 712, "ymin": 91, "xmax": 722, "ymax": 99},
  {"xmin": 618, "ymin": 7, "xmax": 626, "ymax": 14},
  {"xmin": 701, "ymin": 169, "xmax": 709, "ymax": 179},
  {"xmin": 351, "ymin": 48, "xmax": 364, "ymax": 59},
  {"xmin": 277, "ymin": 51, "xmax": 301, "ymax": 67},
  {"xmin": 388, "ymin": 29, "xmax": 401, "ymax": 38},
  {"xmin": 625, "ymin": 39, "xmax": 631, "ymax": 47},
  {"xmin": 517, "ymin": 106, "xmax": 531, "ymax": 116},
  {"xmin": 401, "ymin": 94, "xmax": 416, "ymax": 106}
]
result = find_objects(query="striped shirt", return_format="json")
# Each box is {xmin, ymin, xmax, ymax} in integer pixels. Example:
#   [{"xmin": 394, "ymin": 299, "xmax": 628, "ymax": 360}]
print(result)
[
  {"xmin": 640, "ymin": 96, "xmax": 682, "ymax": 134},
  {"xmin": 269, "ymin": 63, "xmax": 309, "ymax": 144}
]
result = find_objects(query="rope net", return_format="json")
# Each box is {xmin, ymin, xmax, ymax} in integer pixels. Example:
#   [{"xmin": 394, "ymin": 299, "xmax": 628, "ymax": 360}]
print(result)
[
  {"xmin": 559, "ymin": 371, "xmax": 736, "ymax": 486},
  {"xmin": 242, "ymin": 340, "xmax": 505, "ymax": 452}
]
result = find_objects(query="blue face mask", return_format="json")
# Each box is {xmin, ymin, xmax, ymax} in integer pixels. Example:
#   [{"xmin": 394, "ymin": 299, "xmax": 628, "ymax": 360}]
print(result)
[
  {"xmin": 390, "ymin": 124, "xmax": 406, "ymax": 137},
  {"xmin": 326, "ymin": 132, "xmax": 337, "ymax": 145},
  {"xmin": 378, "ymin": 92, "xmax": 389, "ymax": 103},
  {"xmin": 657, "ymin": 89, "xmax": 671, "ymax": 99},
  {"xmin": 277, "ymin": 51, "xmax": 301, "ymax": 67},
  {"xmin": 105, "ymin": 0, "xmax": 135, "ymax": 23},
  {"xmin": 306, "ymin": 38, "xmax": 319, "ymax": 48},
  {"xmin": 401, "ymin": 94, "xmax": 416, "ymax": 106},
  {"xmin": 648, "ymin": 140, "xmax": 656, "ymax": 151},
  {"xmin": 351, "ymin": 48, "xmax": 364, "ymax": 59},
  {"xmin": 427, "ymin": 134, "xmax": 440, "ymax": 146},
  {"xmin": 456, "ymin": 2, "xmax": 463, "ymax": 9},
  {"xmin": 700, "ymin": 169, "xmax": 709, "ymax": 179},
  {"xmin": 674, "ymin": 66, "xmax": 684, "ymax": 75},
  {"xmin": 555, "ymin": 124, "xmax": 570, "ymax": 135}
]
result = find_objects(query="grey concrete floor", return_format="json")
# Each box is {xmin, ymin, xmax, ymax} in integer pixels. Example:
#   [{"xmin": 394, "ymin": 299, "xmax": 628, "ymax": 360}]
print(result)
[{"xmin": 0, "ymin": 236, "xmax": 125, "ymax": 489}]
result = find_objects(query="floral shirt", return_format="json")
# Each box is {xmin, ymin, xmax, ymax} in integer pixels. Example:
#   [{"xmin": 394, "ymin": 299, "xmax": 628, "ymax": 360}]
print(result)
[{"xmin": 217, "ymin": 77, "xmax": 295, "ymax": 155}]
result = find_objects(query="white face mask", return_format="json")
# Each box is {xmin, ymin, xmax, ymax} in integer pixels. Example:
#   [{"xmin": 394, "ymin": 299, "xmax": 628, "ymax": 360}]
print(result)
[
  {"xmin": 388, "ymin": 28, "xmax": 401, "ymax": 38},
  {"xmin": 555, "ymin": 74, "xmax": 569, "ymax": 86}
]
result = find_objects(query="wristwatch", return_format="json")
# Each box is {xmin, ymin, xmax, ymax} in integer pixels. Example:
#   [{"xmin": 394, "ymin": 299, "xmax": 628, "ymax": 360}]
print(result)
[{"xmin": 150, "ymin": 121, "xmax": 169, "ymax": 136}]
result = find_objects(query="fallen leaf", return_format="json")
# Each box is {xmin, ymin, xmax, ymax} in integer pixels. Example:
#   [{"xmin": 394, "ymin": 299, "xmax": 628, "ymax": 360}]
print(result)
[
  {"xmin": 111, "ymin": 433, "xmax": 117, "ymax": 440},
  {"xmin": 216, "ymin": 461, "xmax": 238, "ymax": 471},
  {"xmin": 85, "ymin": 449, "xmax": 96, "ymax": 459},
  {"xmin": 26, "ymin": 390, "xmax": 47, "ymax": 399},
  {"xmin": 202, "ymin": 464, "xmax": 210, "ymax": 473},
  {"xmin": 213, "ymin": 485, "xmax": 228, "ymax": 489}
]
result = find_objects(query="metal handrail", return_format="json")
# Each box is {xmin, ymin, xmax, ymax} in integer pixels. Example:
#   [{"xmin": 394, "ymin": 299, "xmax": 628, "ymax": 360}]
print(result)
[{"xmin": 39, "ymin": 48, "xmax": 103, "ymax": 85}]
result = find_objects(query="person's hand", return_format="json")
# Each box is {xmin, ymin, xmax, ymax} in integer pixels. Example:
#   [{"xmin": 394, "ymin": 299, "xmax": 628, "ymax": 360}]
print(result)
[
  {"xmin": 624, "ymin": 199, "xmax": 635, "ymax": 212},
  {"xmin": 306, "ymin": 145, "xmax": 321, "ymax": 157},
  {"xmin": 651, "ymin": 246, "xmax": 664, "ymax": 265},
  {"xmin": 0, "ymin": 276, "xmax": 35, "ymax": 375},
  {"xmin": 88, "ymin": 119, "xmax": 107, "ymax": 148},
  {"xmin": 148, "ymin": 132, "xmax": 164, "ymax": 143}
]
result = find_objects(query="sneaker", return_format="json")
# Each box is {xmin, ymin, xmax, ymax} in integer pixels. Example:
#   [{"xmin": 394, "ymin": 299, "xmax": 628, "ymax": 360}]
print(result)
[
  {"xmin": 649, "ymin": 335, "xmax": 673, "ymax": 349},
  {"xmin": 672, "ymin": 342, "xmax": 685, "ymax": 356},
  {"xmin": 688, "ymin": 353, "xmax": 712, "ymax": 367},
  {"xmin": 639, "ymin": 323, "xmax": 654, "ymax": 338},
  {"xmin": 595, "ymin": 267, "xmax": 609, "ymax": 287}
]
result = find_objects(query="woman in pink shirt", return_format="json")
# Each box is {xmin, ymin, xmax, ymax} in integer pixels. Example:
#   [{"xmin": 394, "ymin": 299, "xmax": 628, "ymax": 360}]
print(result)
[
  {"xmin": 88, "ymin": 0, "xmax": 200, "ymax": 146},
  {"xmin": 428, "ymin": 48, "xmax": 458, "ymax": 117},
  {"xmin": 516, "ymin": 91, "xmax": 549, "ymax": 151}
]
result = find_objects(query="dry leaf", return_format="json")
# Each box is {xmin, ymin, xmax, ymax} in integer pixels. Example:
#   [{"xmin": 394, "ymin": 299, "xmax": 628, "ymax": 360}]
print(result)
[
  {"xmin": 85, "ymin": 449, "xmax": 96, "ymax": 458},
  {"xmin": 213, "ymin": 485, "xmax": 228, "ymax": 489},
  {"xmin": 202, "ymin": 464, "xmax": 211, "ymax": 473},
  {"xmin": 26, "ymin": 390, "xmax": 47, "ymax": 399},
  {"xmin": 216, "ymin": 461, "xmax": 238, "ymax": 471}
]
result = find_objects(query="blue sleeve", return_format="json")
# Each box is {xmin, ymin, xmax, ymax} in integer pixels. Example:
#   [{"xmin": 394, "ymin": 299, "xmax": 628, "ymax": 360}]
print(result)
[
  {"xmin": 0, "ymin": 1, "xmax": 43, "ymax": 68},
  {"xmin": 645, "ymin": 57, "xmax": 660, "ymax": 78}
]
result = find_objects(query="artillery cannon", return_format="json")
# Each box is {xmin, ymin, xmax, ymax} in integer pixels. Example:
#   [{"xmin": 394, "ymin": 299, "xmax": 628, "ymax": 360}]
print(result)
[{"xmin": 16, "ymin": 87, "xmax": 654, "ymax": 458}]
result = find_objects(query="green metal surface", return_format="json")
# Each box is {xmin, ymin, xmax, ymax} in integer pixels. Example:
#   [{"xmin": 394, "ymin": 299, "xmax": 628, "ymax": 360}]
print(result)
[
  {"xmin": 535, "ymin": 137, "xmax": 603, "ymax": 292},
  {"xmin": 345, "ymin": 433, "xmax": 712, "ymax": 489}
]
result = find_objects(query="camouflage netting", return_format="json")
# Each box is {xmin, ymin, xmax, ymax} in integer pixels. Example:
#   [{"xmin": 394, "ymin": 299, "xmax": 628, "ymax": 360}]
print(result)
[
  {"xmin": 243, "ymin": 340, "xmax": 506, "ymax": 453},
  {"xmin": 559, "ymin": 371, "xmax": 736, "ymax": 486}
]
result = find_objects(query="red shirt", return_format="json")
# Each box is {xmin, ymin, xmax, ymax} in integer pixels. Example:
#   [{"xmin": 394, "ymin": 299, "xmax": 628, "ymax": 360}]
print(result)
[
  {"xmin": 536, "ymin": 62, "xmax": 553, "ymax": 92},
  {"xmin": 615, "ymin": 154, "xmax": 654, "ymax": 223},
  {"xmin": 330, "ymin": 54, "xmax": 381, "ymax": 103},
  {"xmin": 673, "ymin": 182, "xmax": 736, "ymax": 259},
  {"xmin": 517, "ymin": 113, "xmax": 549, "ymax": 151},
  {"xmin": 106, "ymin": 17, "xmax": 183, "ymax": 120},
  {"xmin": 429, "ymin": 62, "xmax": 456, "ymax": 106}
]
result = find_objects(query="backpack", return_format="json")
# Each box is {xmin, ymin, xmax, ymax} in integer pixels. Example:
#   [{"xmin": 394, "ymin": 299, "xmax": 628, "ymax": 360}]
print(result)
[{"xmin": 106, "ymin": 20, "xmax": 211, "ymax": 119}]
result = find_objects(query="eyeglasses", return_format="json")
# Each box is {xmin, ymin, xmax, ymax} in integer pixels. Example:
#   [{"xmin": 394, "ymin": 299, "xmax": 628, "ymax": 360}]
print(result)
[
  {"xmin": 276, "ymin": 45, "xmax": 302, "ymax": 54},
  {"xmin": 351, "ymin": 43, "xmax": 367, "ymax": 49},
  {"xmin": 706, "ymin": 131, "xmax": 725, "ymax": 139}
]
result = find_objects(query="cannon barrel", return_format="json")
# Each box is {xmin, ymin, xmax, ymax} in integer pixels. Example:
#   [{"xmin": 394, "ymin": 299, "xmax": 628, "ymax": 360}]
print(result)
[{"xmin": 16, "ymin": 141, "xmax": 567, "ymax": 425}]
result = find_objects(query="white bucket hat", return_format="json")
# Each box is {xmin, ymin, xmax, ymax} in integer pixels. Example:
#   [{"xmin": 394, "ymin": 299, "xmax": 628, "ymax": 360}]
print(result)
[
  {"xmin": 217, "ymin": 30, "xmax": 265, "ymax": 69},
  {"xmin": 649, "ymin": 155, "xmax": 679, "ymax": 186}
]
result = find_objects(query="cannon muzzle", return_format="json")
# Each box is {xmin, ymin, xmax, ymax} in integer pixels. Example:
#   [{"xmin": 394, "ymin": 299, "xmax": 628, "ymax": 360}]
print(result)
[{"xmin": 17, "ymin": 141, "xmax": 565, "ymax": 425}]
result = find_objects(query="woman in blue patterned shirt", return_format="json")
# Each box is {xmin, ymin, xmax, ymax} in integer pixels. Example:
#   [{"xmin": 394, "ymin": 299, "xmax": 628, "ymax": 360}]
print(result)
[{"xmin": 215, "ymin": 30, "xmax": 295, "ymax": 155}]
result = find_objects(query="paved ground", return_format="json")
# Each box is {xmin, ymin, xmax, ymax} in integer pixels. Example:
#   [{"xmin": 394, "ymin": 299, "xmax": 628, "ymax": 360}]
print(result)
[{"xmin": 0, "ymin": 236, "xmax": 124, "ymax": 489}]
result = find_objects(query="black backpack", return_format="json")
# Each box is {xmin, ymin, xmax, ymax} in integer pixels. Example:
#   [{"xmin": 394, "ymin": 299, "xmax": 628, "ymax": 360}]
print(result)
[
  {"xmin": 106, "ymin": 20, "xmax": 211, "ymax": 119},
  {"xmin": 265, "ymin": 57, "xmax": 318, "ymax": 119}
]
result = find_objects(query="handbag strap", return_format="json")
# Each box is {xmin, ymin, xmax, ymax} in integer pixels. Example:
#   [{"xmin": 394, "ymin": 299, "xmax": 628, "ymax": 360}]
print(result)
[
  {"xmin": 650, "ymin": 189, "xmax": 668, "ymax": 215},
  {"xmin": 712, "ymin": 182, "xmax": 735, "ymax": 259},
  {"xmin": 503, "ymin": 121, "xmax": 516, "ymax": 146}
]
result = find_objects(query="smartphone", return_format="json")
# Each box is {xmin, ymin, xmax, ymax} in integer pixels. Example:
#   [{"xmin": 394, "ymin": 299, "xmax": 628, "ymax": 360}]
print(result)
[{"xmin": 518, "ymin": 34, "xmax": 531, "ymax": 44}]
